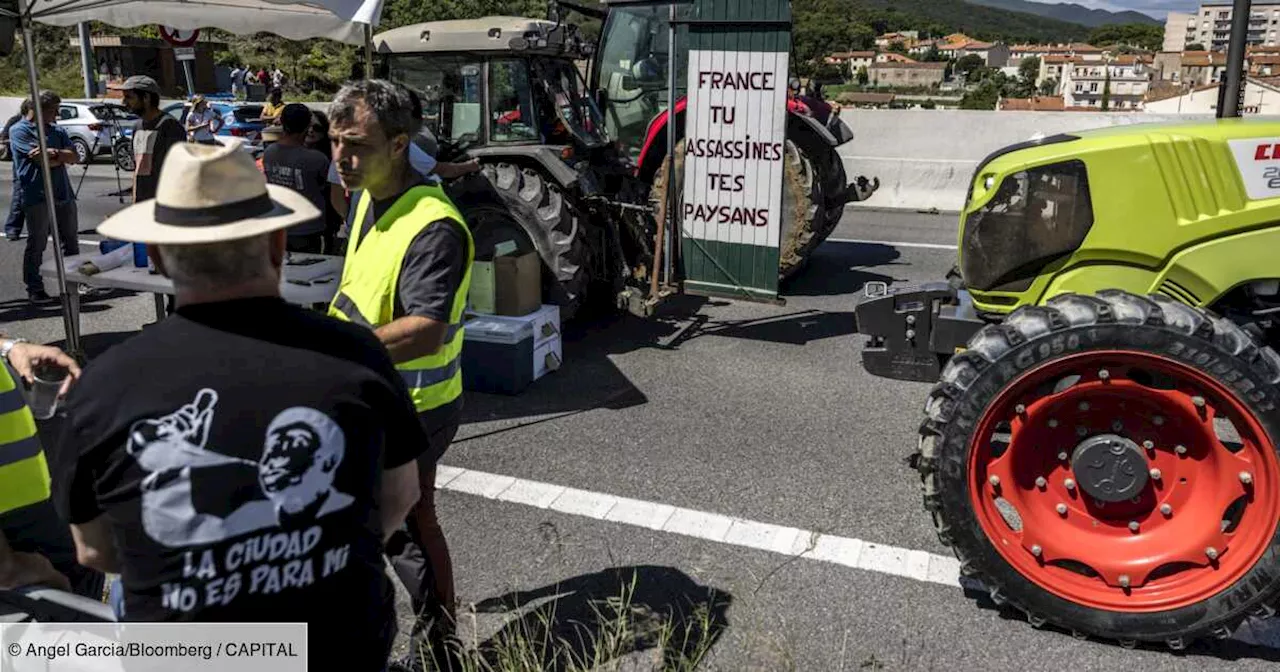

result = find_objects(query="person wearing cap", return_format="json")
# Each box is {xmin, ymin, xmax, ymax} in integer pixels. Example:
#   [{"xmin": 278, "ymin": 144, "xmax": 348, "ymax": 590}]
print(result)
[
  {"xmin": 54, "ymin": 142, "xmax": 428, "ymax": 670},
  {"xmin": 9, "ymin": 90, "xmax": 80, "ymax": 306},
  {"xmin": 262, "ymin": 104, "xmax": 331, "ymax": 253},
  {"xmin": 185, "ymin": 96, "xmax": 221, "ymax": 146},
  {"xmin": 119, "ymin": 75, "xmax": 186, "ymax": 205},
  {"xmin": 327, "ymin": 79, "xmax": 473, "ymax": 672}
]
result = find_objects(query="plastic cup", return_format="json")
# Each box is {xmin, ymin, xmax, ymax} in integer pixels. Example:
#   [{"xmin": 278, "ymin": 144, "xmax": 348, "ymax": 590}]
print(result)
[
  {"xmin": 26, "ymin": 364, "xmax": 69, "ymax": 420},
  {"xmin": 132, "ymin": 242, "xmax": 149, "ymax": 268}
]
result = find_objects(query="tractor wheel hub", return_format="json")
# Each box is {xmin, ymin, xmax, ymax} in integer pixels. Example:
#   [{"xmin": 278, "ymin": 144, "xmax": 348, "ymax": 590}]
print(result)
[{"xmin": 1071, "ymin": 434, "xmax": 1149, "ymax": 503}]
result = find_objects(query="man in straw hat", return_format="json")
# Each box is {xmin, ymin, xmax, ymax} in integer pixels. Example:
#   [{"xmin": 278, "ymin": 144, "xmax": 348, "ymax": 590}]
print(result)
[{"xmin": 52, "ymin": 141, "xmax": 429, "ymax": 672}]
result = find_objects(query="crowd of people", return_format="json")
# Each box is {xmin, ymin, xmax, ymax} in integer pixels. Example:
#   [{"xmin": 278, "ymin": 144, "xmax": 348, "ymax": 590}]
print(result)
[{"xmin": 0, "ymin": 77, "xmax": 486, "ymax": 672}]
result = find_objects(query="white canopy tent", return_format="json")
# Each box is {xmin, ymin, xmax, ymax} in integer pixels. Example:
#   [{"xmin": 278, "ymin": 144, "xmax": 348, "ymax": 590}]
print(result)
[{"xmin": 3, "ymin": 0, "xmax": 385, "ymax": 356}]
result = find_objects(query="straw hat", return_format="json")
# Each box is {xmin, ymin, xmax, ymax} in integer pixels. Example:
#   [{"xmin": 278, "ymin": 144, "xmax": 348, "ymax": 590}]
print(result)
[{"xmin": 97, "ymin": 140, "xmax": 319, "ymax": 244}]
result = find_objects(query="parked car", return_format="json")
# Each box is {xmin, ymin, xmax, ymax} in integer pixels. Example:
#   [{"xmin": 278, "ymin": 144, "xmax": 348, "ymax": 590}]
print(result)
[
  {"xmin": 55, "ymin": 102, "xmax": 140, "ymax": 164},
  {"xmin": 162, "ymin": 101, "xmax": 267, "ymax": 144}
]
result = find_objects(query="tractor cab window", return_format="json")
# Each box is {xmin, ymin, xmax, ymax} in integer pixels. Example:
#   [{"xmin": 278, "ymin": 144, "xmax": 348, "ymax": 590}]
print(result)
[
  {"xmin": 596, "ymin": 5, "xmax": 691, "ymax": 159},
  {"xmin": 386, "ymin": 55, "xmax": 482, "ymax": 148},
  {"xmin": 533, "ymin": 58, "xmax": 608, "ymax": 147},
  {"xmin": 489, "ymin": 59, "xmax": 539, "ymax": 143},
  {"xmin": 961, "ymin": 160, "xmax": 1095, "ymax": 292}
]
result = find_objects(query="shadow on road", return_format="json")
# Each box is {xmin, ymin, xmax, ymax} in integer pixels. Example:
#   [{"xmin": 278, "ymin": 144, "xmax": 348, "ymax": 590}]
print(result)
[
  {"xmin": 0, "ymin": 290, "xmax": 133, "ymax": 326},
  {"xmin": 782, "ymin": 240, "xmax": 904, "ymax": 297},
  {"xmin": 472, "ymin": 565, "xmax": 731, "ymax": 671}
]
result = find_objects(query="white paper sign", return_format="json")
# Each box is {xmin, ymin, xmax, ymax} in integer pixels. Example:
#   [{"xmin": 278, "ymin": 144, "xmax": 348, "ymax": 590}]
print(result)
[
  {"xmin": 1229, "ymin": 137, "xmax": 1280, "ymax": 200},
  {"xmin": 681, "ymin": 49, "xmax": 789, "ymax": 248}
]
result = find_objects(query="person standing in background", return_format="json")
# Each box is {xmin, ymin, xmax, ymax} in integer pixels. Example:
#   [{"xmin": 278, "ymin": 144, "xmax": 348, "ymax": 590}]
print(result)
[
  {"xmin": 10, "ymin": 90, "xmax": 79, "ymax": 306},
  {"xmin": 3, "ymin": 99, "xmax": 31, "ymax": 241},
  {"xmin": 271, "ymin": 64, "xmax": 286, "ymax": 91},
  {"xmin": 229, "ymin": 65, "xmax": 244, "ymax": 99},
  {"xmin": 260, "ymin": 88, "xmax": 285, "ymax": 125},
  {"xmin": 119, "ymin": 76, "xmax": 186, "ymax": 204},
  {"xmin": 185, "ymin": 96, "xmax": 221, "ymax": 146},
  {"xmin": 306, "ymin": 111, "xmax": 345, "ymax": 254},
  {"xmin": 262, "ymin": 104, "xmax": 329, "ymax": 253}
]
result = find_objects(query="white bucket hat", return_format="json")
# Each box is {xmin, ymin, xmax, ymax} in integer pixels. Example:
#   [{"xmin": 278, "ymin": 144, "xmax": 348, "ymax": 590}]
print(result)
[{"xmin": 97, "ymin": 139, "xmax": 319, "ymax": 244}]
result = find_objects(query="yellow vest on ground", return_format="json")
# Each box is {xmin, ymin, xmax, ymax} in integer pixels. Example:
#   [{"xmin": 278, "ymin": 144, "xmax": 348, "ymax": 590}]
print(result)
[
  {"xmin": 329, "ymin": 185, "xmax": 474, "ymax": 413},
  {"xmin": 0, "ymin": 363, "xmax": 51, "ymax": 515}
]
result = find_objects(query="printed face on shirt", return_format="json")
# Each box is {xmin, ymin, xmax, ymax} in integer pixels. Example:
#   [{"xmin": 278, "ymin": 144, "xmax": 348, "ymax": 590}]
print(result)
[{"xmin": 330, "ymin": 99, "xmax": 408, "ymax": 193}]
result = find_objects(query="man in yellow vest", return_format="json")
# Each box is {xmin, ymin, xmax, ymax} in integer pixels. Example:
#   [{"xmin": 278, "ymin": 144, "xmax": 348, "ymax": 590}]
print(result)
[
  {"xmin": 0, "ymin": 333, "xmax": 102, "ymax": 602},
  {"xmin": 327, "ymin": 80, "xmax": 473, "ymax": 672}
]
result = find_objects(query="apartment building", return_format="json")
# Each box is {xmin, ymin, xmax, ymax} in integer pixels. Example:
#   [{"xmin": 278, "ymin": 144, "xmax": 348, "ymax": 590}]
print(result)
[
  {"xmin": 1171, "ymin": 2, "xmax": 1280, "ymax": 51},
  {"xmin": 1061, "ymin": 56, "xmax": 1153, "ymax": 109}
]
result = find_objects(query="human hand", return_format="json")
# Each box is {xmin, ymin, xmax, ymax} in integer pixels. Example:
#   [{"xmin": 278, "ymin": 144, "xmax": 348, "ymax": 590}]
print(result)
[
  {"xmin": 7, "ymin": 342, "xmax": 81, "ymax": 396},
  {"xmin": 460, "ymin": 158, "xmax": 480, "ymax": 174},
  {"xmin": 0, "ymin": 551, "xmax": 72, "ymax": 592},
  {"xmin": 27, "ymin": 146, "xmax": 41, "ymax": 159}
]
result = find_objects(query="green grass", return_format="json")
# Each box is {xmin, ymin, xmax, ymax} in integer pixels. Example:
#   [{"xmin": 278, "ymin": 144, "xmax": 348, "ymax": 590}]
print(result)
[{"xmin": 414, "ymin": 572, "xmax": 725, "ymax": 672}]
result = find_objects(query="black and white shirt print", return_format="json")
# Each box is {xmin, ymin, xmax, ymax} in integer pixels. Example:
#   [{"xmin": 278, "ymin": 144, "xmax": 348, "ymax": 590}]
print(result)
[{"xmin": 128, "ymin": 388, "xmax": 357, "ymax": 613}]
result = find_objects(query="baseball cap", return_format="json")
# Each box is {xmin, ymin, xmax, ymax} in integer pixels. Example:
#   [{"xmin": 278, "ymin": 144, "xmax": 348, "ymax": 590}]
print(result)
[{"xmin": 118, "ymin": 75, "xmax": 161, "ymax": 95}]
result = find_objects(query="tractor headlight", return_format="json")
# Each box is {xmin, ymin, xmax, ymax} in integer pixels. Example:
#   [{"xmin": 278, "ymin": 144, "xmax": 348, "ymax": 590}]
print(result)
[{"xmin": 961, "ymin": 160, "xmax": 1094, "ymax": 292}]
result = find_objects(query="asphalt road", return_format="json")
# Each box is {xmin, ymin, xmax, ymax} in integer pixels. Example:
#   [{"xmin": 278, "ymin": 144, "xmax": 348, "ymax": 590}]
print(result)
[{"xmin": 3, "ymin": 167, "xmax": 1280, "ymax": 670}]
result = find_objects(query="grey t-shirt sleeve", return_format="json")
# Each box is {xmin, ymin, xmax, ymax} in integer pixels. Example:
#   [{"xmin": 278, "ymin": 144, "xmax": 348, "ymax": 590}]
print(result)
[{"xmin": 396, "ymin": 219, "xmax": 468, "ymax": 322}]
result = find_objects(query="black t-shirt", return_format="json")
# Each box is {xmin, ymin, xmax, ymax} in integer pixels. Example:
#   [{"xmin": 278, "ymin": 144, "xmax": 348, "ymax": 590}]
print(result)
[
  {"xmin": 133, "ymin": 114, "xmax": 186, "ymax": 203},
  {"xmin": 263, "ymin": 143, "xmax": 329, "ymax": 237},
  {"xmin": 52, "ymin": 297, "xmax": 427, "ymax": 672},
  {"xmin": 351, "ymin": 185, "xmax": 470, "ymax": 435}
]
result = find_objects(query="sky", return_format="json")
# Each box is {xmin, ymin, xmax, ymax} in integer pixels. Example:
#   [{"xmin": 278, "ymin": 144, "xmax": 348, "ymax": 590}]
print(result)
[{"xmin": 1023, "ymin": 0, "xmax": 1200, "ymax": 19}]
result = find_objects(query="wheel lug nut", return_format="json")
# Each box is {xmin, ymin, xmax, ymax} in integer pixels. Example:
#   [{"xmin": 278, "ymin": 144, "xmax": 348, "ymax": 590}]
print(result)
[
  {"xmin": 1031, "ymin": 544, "xmax": 1042, "ymax": 557},
  {"xmin": 1119, "ymin": 575, "xmax": 1131, "ymax": 589},
  {"xmin": 1150, "ymin": 468, "xmax": 1162, "ymax": 480},
  {"xmin": 989, "ymin": 475, "xmax": 1001, "ymax": 487},
  {"xmin": 1143, "ymin": 440, "xmax": 1155, "ymax": 450},
  {"xmin": 1058, "ymin": 451, "xmax": 1069, "ymax": 461},
  {"xmin": 1048, "ymin": 419, "xmax": 1059, "ymax": 428},
  {"xmin": 1064, "ymin": 478, "xmax": 1076, "ymax": 491},
  {"xmin": 1192, "ymin": 396, "xmax": 1206, "ymax": 408},
  {"xmin": 1112, "ymin": 421, "xmax": 1124, "ymax": 431},
  {"xmin": 1160, "ymin": 504, "xmax": 1173, "ymax": 516},
  {"xmin": 1035, "ymin": 476, "xmax": 1047, "ymax": 489},
  {"xmin": 1015, "ymin": 403, "xmax": 1026, "ymax": 415},
  {"xmin": 1098, "ymin": 369, "xmax": 1110, "ymax": 380},
  {"xmin": 1153, "ymin": 415, "xmax": 1164, "ymax": 426},
  {"xmin": 1078, "ymin": 402, "xmax": 1090, "ymax": 411},
  {"xmin": 1240, "ymin": 472, "xmax": 1254, "ymax": 485},
  {"xmin": 1056, "ymin": 503, "xmax": 1068, "ymax": 515},
  {"xmin": 1129, "ymin": 521, "xmax": 1140, "ymax": 532},
  {"xmin": 1206, "ymin": 547, "xmax": 1219, "ymax": 561},
  {"xmin": 1175, "ymin": 444, "xmax": 1187, "ymax": 455},
  {"xmin": 1077, "ymin": 427, "xmax": 1088, "ymax": 437}
]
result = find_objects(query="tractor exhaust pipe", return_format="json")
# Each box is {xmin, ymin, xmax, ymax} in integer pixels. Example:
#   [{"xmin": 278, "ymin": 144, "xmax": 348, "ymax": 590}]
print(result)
[{"xmin": 1220, "ymin": 0, "xmax": 1252, "ymax": 118}]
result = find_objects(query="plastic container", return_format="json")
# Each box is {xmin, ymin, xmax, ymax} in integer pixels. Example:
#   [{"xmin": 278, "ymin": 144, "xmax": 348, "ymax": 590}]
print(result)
[
  {"xmin": 461, "ymin": 315, "xmax": 535, "ymax": 395},
  {"xmin": 99, "ymin": 239, "xmax": 129, "ymax": 255},
  {"xmin": 132, "ymin": 242, "xmax": 148, "ymax": 268}
]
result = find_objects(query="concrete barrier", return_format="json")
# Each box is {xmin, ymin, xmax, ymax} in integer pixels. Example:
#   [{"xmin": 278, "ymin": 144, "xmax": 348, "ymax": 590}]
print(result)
[{"xmin": 836, "ymin": 109, "xmax": 1240, "ymax": 211}]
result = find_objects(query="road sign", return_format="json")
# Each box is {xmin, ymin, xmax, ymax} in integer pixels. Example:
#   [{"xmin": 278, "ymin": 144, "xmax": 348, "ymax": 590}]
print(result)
[
  {"xmin": 679, "ymin": 0, "xmax": 792, "ymax": 302},
  {"xmin": 174, "ymin": 47, "xmax": 196, "ymax": 61},
  {"xmin": 159, "ymin": 26, "xmax": 199, "ymax": 47}
]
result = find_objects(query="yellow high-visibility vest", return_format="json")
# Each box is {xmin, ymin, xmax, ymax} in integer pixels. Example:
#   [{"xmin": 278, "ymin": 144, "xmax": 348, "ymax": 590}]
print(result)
[
  {"xmin": 329, "ymin": 185, "xmax": 473, "ymax": 413},
  {"xmin": 0, "ymin": 362, "xmax": 51, "ymax": 515}
]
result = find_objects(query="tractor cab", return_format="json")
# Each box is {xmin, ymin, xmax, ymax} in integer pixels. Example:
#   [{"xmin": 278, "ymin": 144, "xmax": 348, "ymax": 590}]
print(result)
[{"xmin": 374, "ymin": 17, "xmax": 611, "ymax": 165}]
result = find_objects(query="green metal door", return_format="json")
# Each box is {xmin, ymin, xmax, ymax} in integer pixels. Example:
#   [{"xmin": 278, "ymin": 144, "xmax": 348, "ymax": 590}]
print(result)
[{"xmin": 678, "ymin": 0, "xmax": 791, "ymax": 301}]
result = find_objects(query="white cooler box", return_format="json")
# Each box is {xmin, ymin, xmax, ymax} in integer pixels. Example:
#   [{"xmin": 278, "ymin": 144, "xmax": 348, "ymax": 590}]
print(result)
[{"xmin": 461, "ymin": 305, "xmax": 561, "ymax": 395}]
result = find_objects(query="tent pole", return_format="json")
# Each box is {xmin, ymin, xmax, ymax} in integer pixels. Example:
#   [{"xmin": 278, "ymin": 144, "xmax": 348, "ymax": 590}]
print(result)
[
  {"xmin": 19, "ymin": 0, "xmax": 81, "ymax": 357},
  {"xmin": 78, "ymin": 22, "xmax": 95, "ymax": 98},
  {"xmin": 363, "ymin": 23, "xmax": 372, "ymax": 78}
]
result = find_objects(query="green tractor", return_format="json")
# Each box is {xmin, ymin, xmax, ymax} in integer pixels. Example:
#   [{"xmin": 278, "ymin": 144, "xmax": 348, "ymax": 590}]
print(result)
[{"xmin": 855, "ymin": 119, "xmax": 1280, "ymax": 648}]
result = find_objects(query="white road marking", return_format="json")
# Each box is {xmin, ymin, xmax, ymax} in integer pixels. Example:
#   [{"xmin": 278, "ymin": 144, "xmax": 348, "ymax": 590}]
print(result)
[
  {"xmin": 435, "ymin": 466, "xmax": 962, "ymax": 588},
  {"xmin": 826, "ymin": 237, "xmax": 958, "ymax": 251}
]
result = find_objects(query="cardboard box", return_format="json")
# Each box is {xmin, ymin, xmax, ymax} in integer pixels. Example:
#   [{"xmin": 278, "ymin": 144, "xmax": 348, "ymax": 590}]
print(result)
[{"xmin": 495, "ymin": 251, "xmax": 541, "ymax": 316}]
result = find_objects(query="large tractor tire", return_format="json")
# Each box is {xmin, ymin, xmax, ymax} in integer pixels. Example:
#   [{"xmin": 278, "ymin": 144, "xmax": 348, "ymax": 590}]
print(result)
[
  {"xmin": 917, "ymin": 290, "xmax": 1280, "ymax": 648},
  {"xmin": 447, "ymin": 163, "xmax": 590, "ymax": 320},
  {"xmin": 792, "ymin": 128, "xmax": 847, "ymax": 242},
  {"xmin": 653, "ymin": 138, "xmax": 825, "ymax": 283}
]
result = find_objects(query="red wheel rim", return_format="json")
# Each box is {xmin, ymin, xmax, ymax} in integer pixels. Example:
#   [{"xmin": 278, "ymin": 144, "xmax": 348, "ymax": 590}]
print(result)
[{"xmin": 967, "ymin": 350, "xmax": 1280, "ymax": 613}]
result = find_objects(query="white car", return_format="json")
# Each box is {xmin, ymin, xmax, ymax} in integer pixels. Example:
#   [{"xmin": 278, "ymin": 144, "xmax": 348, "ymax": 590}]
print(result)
[{"xmin": 55, "ymin": 101, "xmax": 139, "ymax": 164}]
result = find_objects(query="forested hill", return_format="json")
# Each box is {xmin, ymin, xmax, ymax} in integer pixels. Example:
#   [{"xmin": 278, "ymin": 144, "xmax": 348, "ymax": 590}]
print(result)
[{"xmin": 966, "ymin": 0, "xmax": 1160, "ymax": 27}]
